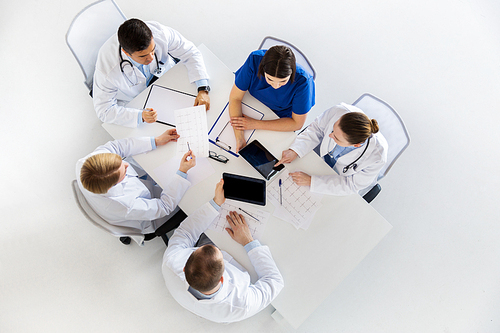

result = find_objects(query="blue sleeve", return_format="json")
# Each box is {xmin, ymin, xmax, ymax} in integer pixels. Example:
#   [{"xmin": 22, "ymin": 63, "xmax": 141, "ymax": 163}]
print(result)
[
  {"xmin": 195, "ymin": 79, "xmax": 209, "ymax": 88},
  {"xmin": 291, "ymin": 75, "xmax": 315, "ymax": 115},
  {"xmin": 176, "ymin": 170, "xmax": 187, "ymax": 179},
  {"xmin": 234, "ymin": 53, "xmax": 258, "ymax": 92},
  {"xmin": 209, "ymin": 199, "xmax": 221, "ymax": 211},
  {"xmin": 138, "ymin": 111, "xmax": 144, "ymax": 125},
  {"xmin": 244, "ymin": 239, "xmax": 262, "ymax": 252}
]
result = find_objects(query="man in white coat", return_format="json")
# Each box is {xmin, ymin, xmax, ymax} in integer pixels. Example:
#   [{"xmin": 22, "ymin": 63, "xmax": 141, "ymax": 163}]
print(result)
[
  {"xmin": 162, "ymin": 180, "xmax": 284, "ymax": 323},
  {"xmin": 93, "ymin": 18, "xmax": 210, "ymax": 127},
  {"xmin": 276, "ymin": 103, "xmax": 388, "ymax": 195},
  {"xmin": 76, "ymin": 128, "xmax": 195, "ymax": 236}
]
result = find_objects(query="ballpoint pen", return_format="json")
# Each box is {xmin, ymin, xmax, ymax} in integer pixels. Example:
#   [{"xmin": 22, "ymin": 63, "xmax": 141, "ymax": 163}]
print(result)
[
  {"xmin": 238, "ymin": 208, "xmax": 260, "ymax": 222},
  {"xmin": 156, "ymin": 120, "xmax": 176, "ymax": 127},
  {"xmin": 186, "ymin": 142, "xmax": 192, "ymax": 161},
  {"xmin": 279, "ymin": 179, "xmax": 282, "ymax": 205}
]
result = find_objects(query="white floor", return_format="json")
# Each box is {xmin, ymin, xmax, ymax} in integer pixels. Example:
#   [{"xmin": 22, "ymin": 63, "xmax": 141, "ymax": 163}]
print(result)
[{"xmin": 1, "ymin": 0, "xmax": 500, "ymax": 332}]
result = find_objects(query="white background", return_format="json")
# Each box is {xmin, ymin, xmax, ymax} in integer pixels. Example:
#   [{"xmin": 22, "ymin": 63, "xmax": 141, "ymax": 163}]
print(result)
[{"xmin": 1, "ymin": 0, "xmax": 499, "ymax": 332}]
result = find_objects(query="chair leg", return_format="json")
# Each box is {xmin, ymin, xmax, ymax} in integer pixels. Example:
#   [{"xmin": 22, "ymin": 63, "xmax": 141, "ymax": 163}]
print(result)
[
  {"xmin": 363, "ymin": 184, "xmax": 381, "ymax": 203},
  {"xmin": 161, "ymin": 234, "xmax": 169, "ymax": 246},
  {"xmin": 119, "ymin": 237, "xmax": 131, "ymax": 245}
]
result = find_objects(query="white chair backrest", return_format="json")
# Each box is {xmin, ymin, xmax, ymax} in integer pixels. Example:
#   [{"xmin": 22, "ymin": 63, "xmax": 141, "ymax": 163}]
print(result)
[
  {"xmin": 352, "ymin": 93, "xmax": 410, "ymax": 180},
  {"xmin": 258, "ymin": 36, "xmax": 316, "ymax": 80},
  {"xmin": 66, "ymin": 0, "xmax": 126, "ymax": 90},
  {"xmin": 71, "ymin": 180, "xmax": 145, "ymax": 246}
]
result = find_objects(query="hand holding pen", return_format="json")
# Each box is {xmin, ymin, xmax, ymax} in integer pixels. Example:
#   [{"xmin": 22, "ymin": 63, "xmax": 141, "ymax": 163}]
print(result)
[
  {"xmin": 142, "ymin": 108, "xmax": 157, "ymax": 123},
  {"xmin": 179, "ymin": 149, "xmax": 196, "ymax": 173}
]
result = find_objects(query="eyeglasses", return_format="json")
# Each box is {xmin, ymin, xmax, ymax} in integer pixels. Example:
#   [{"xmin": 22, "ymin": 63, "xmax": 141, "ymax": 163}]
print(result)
[{"xmin": 209, "ymin": 151, "xmax": 229, "ymax": 164}]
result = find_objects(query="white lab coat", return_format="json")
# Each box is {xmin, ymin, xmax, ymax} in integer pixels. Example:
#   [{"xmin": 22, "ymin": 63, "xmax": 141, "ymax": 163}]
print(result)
[
  {"xmin": 93, "ymin": 21, "xmax": 209, "ymax": 128},
  {"xmin": 162, "ymin": 202, "xmax": 284, "ymax": 323},
  {"xmin": 76, "ymin": 137, "xmax": 190, "ymax": 234},
  {"xmin": 289, "ymin": 103, "xmax": 388, "ymax": 195}
]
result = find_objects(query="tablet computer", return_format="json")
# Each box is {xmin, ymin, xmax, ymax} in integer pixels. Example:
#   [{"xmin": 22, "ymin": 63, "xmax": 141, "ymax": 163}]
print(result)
[
  {"xmin": 238, "ymin": 140, "xmax": 285, "ymax": 180},
  {"xmin": 222, "ymin": 173, "xmax": 266, "ymax": 206}
]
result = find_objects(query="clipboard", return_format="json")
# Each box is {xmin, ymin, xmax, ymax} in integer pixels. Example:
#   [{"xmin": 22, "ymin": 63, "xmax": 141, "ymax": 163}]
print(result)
[
  {"xmin": 208, "ymin": 102, "xmax": 264, "ymax": 157},
  {"xmin": 143, "ymin": 85, "xmax": 197, "ymax": 127}
]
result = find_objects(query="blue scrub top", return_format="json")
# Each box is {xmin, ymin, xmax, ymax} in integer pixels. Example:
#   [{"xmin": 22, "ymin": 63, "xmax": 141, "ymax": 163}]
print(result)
[{"xmin": 234, "ymin": 50, "xmax": 315, "ymax": 118}]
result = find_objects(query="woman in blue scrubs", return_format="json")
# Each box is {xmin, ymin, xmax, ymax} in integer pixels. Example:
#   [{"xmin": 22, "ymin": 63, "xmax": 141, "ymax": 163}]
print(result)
[{"xmin": 229, "ymin": 46, "xmax": 315, "ymax": 152}]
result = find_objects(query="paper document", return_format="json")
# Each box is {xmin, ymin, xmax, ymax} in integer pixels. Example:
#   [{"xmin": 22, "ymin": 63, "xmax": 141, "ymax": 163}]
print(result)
[
  {"xmin": 143, "ymin": 85, "xmax": 196, "ymax": 126},
  {"xmin": 267, "ymin": 169, "xmax": 323, "ymax": 230},
  {"xmin": 174, "ymin": 105, "xmax": 209, "ymax": 157},
  {"xmin": 153, "ymin": 156, "xmax": 215, "ymax": 188},
  {"xmin": 208, "ymin": 200, "xmax": 270, "ymax": 240},
  {"xmin": 208, "ymin": 102, "xmax": 264, "ymax": 157}
]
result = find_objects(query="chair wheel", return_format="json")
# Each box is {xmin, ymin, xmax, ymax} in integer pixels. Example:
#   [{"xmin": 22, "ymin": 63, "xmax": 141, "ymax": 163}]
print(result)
[{"xmin": 119, "ymin": 237, "xmax": 131, "ymax": 245}]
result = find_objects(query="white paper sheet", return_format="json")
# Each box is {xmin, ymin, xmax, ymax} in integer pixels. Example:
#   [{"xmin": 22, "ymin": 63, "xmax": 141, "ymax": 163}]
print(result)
[
  {"xmin": 267, "ymin": 169, "xmax": 323, "ymax": 230},
  {"xmin": 208, "ymin": 199, "xmax": 270, "ymax": 240},
  {"xmin": 174, "ymin": 105, "xmax": 209, "ymax": 158},
  {"xmin": 153, "ymin": 156, "xmax": 215, "ymax": 188},
  {"xmin": 208, "ymin": 102, "xmax": 264, "ymax": 156},
  {"xmin": 143, "ymin": 85, "xmax": 196, "ymax": 126}
]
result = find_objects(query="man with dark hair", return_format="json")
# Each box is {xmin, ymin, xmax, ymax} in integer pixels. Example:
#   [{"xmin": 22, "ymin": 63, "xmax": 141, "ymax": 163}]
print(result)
[
  {"xmin": 162, "ymin": 180, "xmax": 284, "ymax": 323},
  {"xmin": 93, "ymin": 18, "xmax": 210, "ymax": 128}
]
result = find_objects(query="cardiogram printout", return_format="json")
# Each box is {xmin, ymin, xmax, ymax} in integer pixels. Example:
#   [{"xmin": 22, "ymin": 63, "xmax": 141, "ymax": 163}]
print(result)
[
  {"xmin": 174, "ymin": 105, "xmax": 209, "ymax": 158},
  {"xmin": 208, "ymin": 199, "xmax": 270, "ymax": 240},
  {"xmin": 267, "ymin": 169, "xmax": 323, "ymax": 230}
]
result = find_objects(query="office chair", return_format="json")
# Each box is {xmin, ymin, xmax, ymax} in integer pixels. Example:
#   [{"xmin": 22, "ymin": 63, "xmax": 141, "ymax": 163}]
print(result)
[
  {"xmin": 258, "ymin": 36, "xmax": 316, "ymax": 80},
  {"xmin": 72, "ymin": 180, "xmax": 188, "ymax": 246},
  {"xmin": 72, "ymin": 180, "xmax": 145, "ymax": 246},
  {"xmin": 353, "ymin": 93, "xmax": 411, "ymax": 203},
  {"xmin": 66, "ymin": 0, "xmax": 126, "ymax": 92}
]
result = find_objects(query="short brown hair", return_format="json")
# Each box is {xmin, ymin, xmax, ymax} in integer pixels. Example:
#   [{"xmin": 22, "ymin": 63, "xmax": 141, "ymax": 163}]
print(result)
[
  {"xmin": 184, "ymin": 245, "xmax": 224, "ymax": 293},
  {"xmin": 80, "ymin": 153, "xmax": 122, "ymax": 194},
  {"xmin": 258, "ymin": 45, "xmax": 296, "ymax": 83},
  {"xmin": 339, "ymin": 112, "xmax": 380, "ymax": 145}
]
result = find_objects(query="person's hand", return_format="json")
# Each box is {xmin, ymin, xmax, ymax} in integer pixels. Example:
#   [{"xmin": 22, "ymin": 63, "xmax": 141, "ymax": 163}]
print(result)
[
  {"xmin": 194, "ymin": 91, "xmax": 210, "ymax": 111},
  {"xmin": 275, "ymin": 149, "xmax": 298, "ymax": 167},
  {"xmin": 225, "ymin": 211, "xmax": 253, "ymax": 246},
  {"xmin": 289, "ymin": 171, "xmax": 312, "ymax": 186},
  {"xmin": 230, "ymin": 115, "xmax": 258, "ymax": 131},
  {"xmin": 235, "ymin": 135, "xmax": 246, "ymax": 153},
  {"xmin": 179, "ymin": 150, "xmax": 196, "ymax": 173},
  {"xmin": 213, "ymin": 179, "xmax": 225, "ymax": 206},
  {"xmin": 142, "ymin": 108, "xmax": 157, "ymax": 123},
  {"xmin": 155, "ymin": 129, "xmax": 179, "ymax": 146}
]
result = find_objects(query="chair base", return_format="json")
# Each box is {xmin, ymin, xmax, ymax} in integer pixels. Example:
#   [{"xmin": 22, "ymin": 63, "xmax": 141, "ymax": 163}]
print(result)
[
  {"xmin": 119, "ymin": 237, "xmax": 131, "ymax": 245},
  {"xmin": 363, "ymin": 184, "xmax": 381, "ymax": 203}
]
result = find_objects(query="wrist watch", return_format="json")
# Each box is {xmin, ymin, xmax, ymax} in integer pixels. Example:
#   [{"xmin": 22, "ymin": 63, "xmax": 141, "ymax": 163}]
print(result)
[{"xmin": 197, "ymin": 86, "xmax": 210, "ymax": 93}]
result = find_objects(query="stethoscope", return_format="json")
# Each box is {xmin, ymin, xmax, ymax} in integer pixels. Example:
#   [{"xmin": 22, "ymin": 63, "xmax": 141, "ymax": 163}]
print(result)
[
  {"xmin": 119, "ymin": 45, "xmax": 165, "ymax": 86},
  {"xmin": 328, "ymin": 136, "xmax": 371, "ymax": 173}
]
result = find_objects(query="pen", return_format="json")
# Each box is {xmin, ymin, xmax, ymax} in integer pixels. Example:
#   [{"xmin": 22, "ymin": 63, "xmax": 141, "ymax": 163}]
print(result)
[
  {"xmin": 156, "ymin": 120, "xmax": 176, "ymax": 127},
  {"xmin": 279, "ymin": 179, "xmax": 282, "ymax": 205},
  {"xmin": 186, "ymin": 142, "xmax": 192, "ymax": 161},
  {"xmin": 238, "ymin": 208, "xmax": 260, "ymax": 222}
]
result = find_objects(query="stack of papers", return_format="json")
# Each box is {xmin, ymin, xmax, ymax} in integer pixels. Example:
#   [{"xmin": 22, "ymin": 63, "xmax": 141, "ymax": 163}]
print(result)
[{"xmin": 267, "ymin": 170, "xmax": 323, "ymax": 230}]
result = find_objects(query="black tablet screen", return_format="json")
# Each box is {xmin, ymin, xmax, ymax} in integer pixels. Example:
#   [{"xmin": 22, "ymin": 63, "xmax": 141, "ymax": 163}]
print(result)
[
  {"xmin": 223, "ymin": 173, "xmax": 266, "ymax": 206},
  {"xmin": 239, "ymin": 140, "xmax": 283, "ymax": 180}
]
